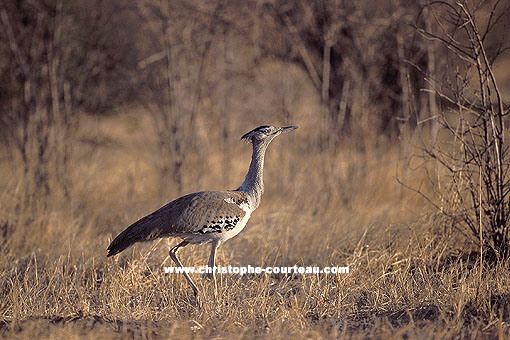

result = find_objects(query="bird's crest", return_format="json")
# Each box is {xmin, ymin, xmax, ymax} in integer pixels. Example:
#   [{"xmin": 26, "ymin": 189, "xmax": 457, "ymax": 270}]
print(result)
[{"xmin": 241, "ymin": 125, "xmax": 273, "ymax": 142}]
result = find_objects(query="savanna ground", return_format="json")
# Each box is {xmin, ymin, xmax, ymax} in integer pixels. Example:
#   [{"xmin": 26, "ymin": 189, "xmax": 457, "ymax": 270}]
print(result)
[
  {"xmin": 2, "ymin": 99, "xmax": 510, "ymax": 339},
  {"xmin": 2, "ymin": 0, "xmax": 510, "ymax": 339}
]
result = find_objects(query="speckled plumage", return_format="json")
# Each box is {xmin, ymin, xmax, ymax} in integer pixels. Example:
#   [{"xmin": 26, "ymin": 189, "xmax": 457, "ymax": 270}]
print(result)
[
  {"xmin": 107, "ymin": 190, "xmax": 250, "ymax": 256},
  {"xmin": 106, "ymin": 125, "xmax": 298, "ymax": 297}
]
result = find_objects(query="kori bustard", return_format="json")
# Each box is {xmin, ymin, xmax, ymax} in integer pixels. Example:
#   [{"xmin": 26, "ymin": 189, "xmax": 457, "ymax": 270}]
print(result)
[{"xmin": 107, "ymin": 125, "xmax": 298, "ymax": 296}]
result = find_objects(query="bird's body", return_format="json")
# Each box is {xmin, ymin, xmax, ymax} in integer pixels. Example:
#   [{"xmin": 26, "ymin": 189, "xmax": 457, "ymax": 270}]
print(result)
[
  {"xmin": 107, "ymin": 125, "xmax": 297, "ymax": 297},
  {"xmin": 107, "ymin": 190, "xmax": 251, "ymax": 253}
]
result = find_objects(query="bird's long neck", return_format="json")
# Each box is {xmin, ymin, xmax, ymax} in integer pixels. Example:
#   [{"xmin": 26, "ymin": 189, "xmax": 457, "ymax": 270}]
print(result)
[{"xmin": 238, "ymin": 142, "xmax": 267, "ymax": 209}]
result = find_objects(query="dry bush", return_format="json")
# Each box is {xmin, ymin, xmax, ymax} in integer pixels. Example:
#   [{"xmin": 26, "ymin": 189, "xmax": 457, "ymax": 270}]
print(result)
[
  {"xmin": 135, "ymin": 0, "xmax": 203, "ymax": 196},
  {"xmin": 255, "ymin": 0, "xmax": 434, "ymax": 149},
  {"xmin": 407, "ymin": 0, "xmax": 510, "ymax": 260},
  {"xmin": 0, "ymin": 0, "xmax": 136, "ymax": 208}
]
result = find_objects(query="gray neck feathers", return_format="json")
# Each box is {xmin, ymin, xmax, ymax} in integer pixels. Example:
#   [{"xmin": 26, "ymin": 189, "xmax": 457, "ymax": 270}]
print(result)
[{"xmin": 238, "ymin": 141, "xmax": 268, "ymax": 210}]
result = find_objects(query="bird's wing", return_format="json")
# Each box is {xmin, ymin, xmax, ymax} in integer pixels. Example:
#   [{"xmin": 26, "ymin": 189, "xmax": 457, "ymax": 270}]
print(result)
[
  {"xmin": 106, "ymin": 190, "xmax": 248, "ymax": 256},
  {"xmin": 172, "ymin": 190, "xmax": 249, "ymax": 234}
]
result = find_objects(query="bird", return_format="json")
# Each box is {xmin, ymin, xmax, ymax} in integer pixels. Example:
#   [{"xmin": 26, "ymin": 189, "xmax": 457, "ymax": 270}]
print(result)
[{"xmin": 107, "ymin": 125, "xmax": 298, "ymax": 297}]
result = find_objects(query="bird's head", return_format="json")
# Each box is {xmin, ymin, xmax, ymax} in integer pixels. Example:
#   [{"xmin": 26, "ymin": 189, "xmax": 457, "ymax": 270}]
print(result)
[{"xmin": 241, "ymin": 125, "xmax": 298, "ymax": 145}]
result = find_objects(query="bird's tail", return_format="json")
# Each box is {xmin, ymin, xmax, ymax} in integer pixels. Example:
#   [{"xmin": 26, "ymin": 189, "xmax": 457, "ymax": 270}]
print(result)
[
  {"xmin": 107, "ymin": 229, "xmax": 133, "ymax": 257},
  {"xmin": 106, "ymin": 213, "xmax": 162, "ymax": 257}
]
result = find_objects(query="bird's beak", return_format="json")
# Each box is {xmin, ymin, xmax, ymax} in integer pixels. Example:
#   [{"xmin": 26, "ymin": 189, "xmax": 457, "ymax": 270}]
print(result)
[{"xmin": 279, "ymin": 126, "xmax": 298, "ymax": 133}]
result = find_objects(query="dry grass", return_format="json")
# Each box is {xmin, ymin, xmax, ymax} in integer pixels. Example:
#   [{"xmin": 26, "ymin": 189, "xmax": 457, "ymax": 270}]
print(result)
[{"xmin": 1, "ymin": 106, "xmax": 510, "ymax": 339}]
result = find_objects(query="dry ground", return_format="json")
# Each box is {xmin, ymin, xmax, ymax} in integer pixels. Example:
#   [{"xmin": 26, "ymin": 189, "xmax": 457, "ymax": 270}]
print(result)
[{"xmin": 1, "ymin": 108, "xmax": 510, "ymax": 339}]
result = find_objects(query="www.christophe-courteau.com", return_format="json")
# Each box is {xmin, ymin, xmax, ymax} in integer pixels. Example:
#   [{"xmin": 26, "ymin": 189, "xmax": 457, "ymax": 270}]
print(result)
[{"xmin": 164, "ymin": 265, "xmax": 349, "ymax": 275}]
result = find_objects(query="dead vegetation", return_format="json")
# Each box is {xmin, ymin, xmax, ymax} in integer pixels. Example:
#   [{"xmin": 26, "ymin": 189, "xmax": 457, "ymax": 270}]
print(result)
[{"xmin": 1, "ymin": 0, "xmax": 510, "ymax": 339}]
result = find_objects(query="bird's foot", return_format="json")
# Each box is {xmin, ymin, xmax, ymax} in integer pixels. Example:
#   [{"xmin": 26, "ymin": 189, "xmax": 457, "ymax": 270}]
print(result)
[
  {"xmin": 188, "ymin": 287, "xmax": 202, "ymax": 307},
  {"xmin": 201, "ymin": 272, "xmax": 215, "ymax": 281},
  {"xmin": 194, "ymin": 293, "xmax": 202, "ymax": 307}
]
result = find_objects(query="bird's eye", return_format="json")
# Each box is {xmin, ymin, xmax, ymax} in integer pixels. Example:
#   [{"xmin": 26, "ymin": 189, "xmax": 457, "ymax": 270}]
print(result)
[{"xmin": 260, "ymin": 127, "xmax": 271, "ymax": 133}]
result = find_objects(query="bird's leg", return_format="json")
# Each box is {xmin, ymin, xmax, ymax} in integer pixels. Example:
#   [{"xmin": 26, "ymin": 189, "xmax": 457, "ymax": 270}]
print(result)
[
  {"xmin": 169, "ymin": 240, "xmax": 199, "ymax": 298},
  {"xmin": 206, "ymin": 240, "xmax": 220, "ymax": 298},
  {"xmin": 205, "ymin": 240, "xmax": 221, "ymax": 281}
]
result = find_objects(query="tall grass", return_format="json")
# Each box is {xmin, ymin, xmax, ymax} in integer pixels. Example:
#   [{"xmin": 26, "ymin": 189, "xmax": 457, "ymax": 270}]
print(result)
[{"xmin": 1, "ymin": 105, "xmax": 509, "ymax": 339}]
